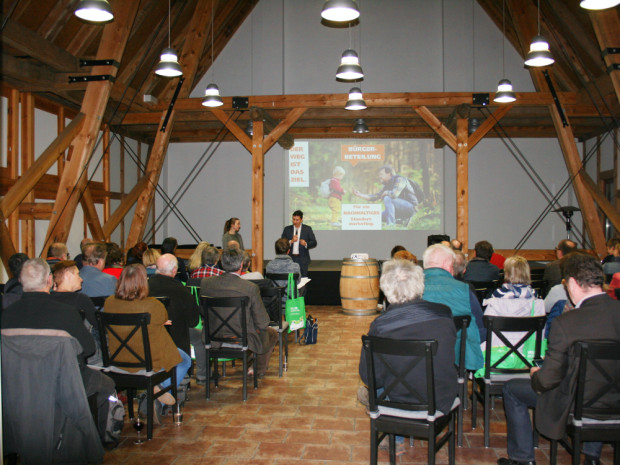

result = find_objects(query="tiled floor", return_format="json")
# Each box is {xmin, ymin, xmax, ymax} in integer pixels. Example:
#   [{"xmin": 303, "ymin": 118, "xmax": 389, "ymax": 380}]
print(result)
[{"xmin": 104, "ymin": 306, "xmax": 616, "ymax": 465}]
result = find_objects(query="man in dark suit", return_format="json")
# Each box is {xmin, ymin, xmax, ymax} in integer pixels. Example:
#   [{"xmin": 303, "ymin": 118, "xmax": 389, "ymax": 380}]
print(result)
[
  {"xmin": 497, "ymin": 253, "xmax": 620, "ymax": 465},
  {"xmin": 201, "ymin": 247, "xmax": 277, "ymax": 377},
  {"xmin": 148, "ymin": 253, "xmax": 199, "ymax": 356},
  {"xmin": 280, "ymin": 210, "xmax": 317, "ymax": 278}
]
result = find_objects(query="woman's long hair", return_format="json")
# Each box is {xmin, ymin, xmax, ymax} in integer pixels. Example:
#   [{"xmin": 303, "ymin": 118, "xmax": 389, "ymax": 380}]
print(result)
[
  {"xmin": 115, "ymin": 264, "xmax": 149, "ymax": 301},
  {"xmin": 223, "ymin": 217, "xmax": 238, "ymax": 234}
]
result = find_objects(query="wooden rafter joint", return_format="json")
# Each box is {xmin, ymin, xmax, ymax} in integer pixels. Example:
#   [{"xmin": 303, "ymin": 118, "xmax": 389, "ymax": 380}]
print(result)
[{"xmin": 248, "ymin": 106, "xmax": 294, "ymax": 150}]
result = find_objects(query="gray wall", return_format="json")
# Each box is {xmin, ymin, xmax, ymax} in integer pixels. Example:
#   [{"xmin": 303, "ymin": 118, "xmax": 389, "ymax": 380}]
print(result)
[{"xmin": 159, "ymin": 0, "xmax": 582, "ymax": 260}]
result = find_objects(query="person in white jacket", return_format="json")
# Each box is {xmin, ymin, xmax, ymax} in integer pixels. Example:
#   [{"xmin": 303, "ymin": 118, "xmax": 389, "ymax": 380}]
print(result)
[{"xmin": 482, "ymin": 255, "xmax": 545, "ymax": 350}]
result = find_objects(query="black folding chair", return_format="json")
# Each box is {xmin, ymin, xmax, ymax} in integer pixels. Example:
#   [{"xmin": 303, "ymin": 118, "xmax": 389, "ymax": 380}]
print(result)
[
  {"xmin": 95, "ymin": 312, "xmax": 177, "ymax": 440},
  {"xmin": 259, "ymin": 284, "xmax": 288, "ymax": 377},
  {"xmin": 550, "ymin": 341, "xmax": 620, "ymax": 465},
  {"xmin": 265, "ymin": 272, "xmax": 301, "ymax": 341},
  {"xmin": 362, "ymin": 335, "xmax": 458, "ymax": 465},
  {"xmin": 472, "ymin": 315, "xmax": 547, "ymax": 447},
  {"xmin": 200, "ymin": 296, "xmax": 258, "ymax": 401},
  {"xmin": 453, "ymin": 315, "xmax": 471, "ymax": 447},
  {"xmin": 467, "ymin": 281, "xmax": 499, "ymax": 306}
]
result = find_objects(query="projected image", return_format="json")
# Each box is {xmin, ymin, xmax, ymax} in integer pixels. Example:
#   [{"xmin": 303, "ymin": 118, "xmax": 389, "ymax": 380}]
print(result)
[{"xmin": 287, "ymin": 140, "xmax": 442, "ymax": 231}]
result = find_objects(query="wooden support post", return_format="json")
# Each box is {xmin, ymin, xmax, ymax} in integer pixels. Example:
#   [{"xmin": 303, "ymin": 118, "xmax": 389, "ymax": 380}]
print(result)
[
  {"xmin": 590, "ymin": 8, "xmax": 620, "ymax": 104},
  {"xmin": 251, "ymin": 120, "xmax": 265, "ymax": 274},
  {"xmin": 43, "ymin": 1, "xmax": 139, "ymax": 254},
  {"xmin": 103, "ymin": 125, "xmax": 110, "ymax": 226},
  {"xmin": 7, "ymin": 88, "xmax": 19, "ymax": 252},
  {"xmin": 456, "ymin": 118, "xmax": 469, "ymax": 252},
  {"xmin": 20, "ymin": 92, "xmax": 35, "ymax": 257},
  {"xmin": 414, "ymin": 106, "xmax": 457, "ymax": 151},
  {"xmin": 80, "ymin": 186, "xmax": 105, "ymax": 240}
]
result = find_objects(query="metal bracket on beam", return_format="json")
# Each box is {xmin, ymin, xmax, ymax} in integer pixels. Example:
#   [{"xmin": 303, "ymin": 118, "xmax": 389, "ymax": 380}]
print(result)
[
  {"xmin": 601, "ymin": 47, "xmax": 620, "ymax": 58},
  {"xmin": 68, "ymin": 75, "xmax": 115, "ymax": 84},
  {"xmin": 606, "ymin": 63, "xmax": 620, "ymax": 73},
  {"xmin": 79, "ymin": 59, "xmax": 120, "ymax": 68}
]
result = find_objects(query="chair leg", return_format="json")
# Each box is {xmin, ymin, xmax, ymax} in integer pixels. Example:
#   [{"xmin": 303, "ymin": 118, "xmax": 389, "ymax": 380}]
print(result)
[
  {"xmin": 389, "ymin": 434, "xmax": 396, "ymax": 465},
  {"xmin": 242, "ymin": 353, "xmax": 248, "ymax": 401},
  {"xmin": 457, "ymin": 381, "xmax": 464, "ymax": 447},
  {"xmin": 146, "ymin": 384, "xmax": 154, "ymax": 440},
  {"xmin": 370, "ymin": 422, "xmax": 378, "ymax": 465},
  {"xmin": 284, "ymin": 331, "xmax": 289, "ymax": 372},
  {"xmin": 550, "ymin": 439, "xmax": 558, "ymax": 465},
  {"xmin": 428, "ymin": 423, "xmax": 436, "ymax": 465},
  {"xmin": 614, "ymin": 441, "xmax": 620, "ymax": 465},
  {"xmin": 484, "ymin": 390, "xmax": 490, "ymax": 448},
  {"xmin": 449, "ymin": 412, "xmax": 457, "ymax": 465},
  {"xmin": 572, "ymin": 430, "xmax": 581, "ymax": 465},
  {"xmin": 471, "ymin": 383, "xmax": 478, "ymax": 428},
  {"xmin": 205, "ymin": 350, "xmax": 211, "ymax": 400},
  {"xmin": 278, "ymin": 332, "xmax": 283, "ymax": 377}
]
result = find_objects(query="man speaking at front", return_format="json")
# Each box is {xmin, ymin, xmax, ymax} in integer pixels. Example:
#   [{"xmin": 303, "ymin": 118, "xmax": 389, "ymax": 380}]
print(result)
[{"xmin": 281, "ymin": 210, "xmax": 317, "ymax": 278}]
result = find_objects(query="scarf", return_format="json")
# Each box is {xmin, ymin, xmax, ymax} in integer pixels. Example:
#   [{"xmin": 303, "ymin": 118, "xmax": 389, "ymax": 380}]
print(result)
[{"xmin": 491, "ymin": 282, "xmax": 537, "ymax": 299}]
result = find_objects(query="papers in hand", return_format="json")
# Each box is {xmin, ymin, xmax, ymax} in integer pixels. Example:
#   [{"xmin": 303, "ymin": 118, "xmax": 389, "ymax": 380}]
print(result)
[{"xmin": 298, "ymin": 277, "xmax": 311, "ymax": 289}]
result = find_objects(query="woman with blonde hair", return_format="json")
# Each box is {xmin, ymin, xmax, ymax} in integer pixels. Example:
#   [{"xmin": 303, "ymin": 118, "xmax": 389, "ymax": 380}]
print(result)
[
  {"xmin": 142, "ymin": 248, "xmax": 161, "ymax": 276},
  {"xmin": 104, "ymin": 264, "xmax": 191, "ymax": 417},
  {"xmin": 188, "ymin": 241, "xmax": 210, "ymax": 272}
]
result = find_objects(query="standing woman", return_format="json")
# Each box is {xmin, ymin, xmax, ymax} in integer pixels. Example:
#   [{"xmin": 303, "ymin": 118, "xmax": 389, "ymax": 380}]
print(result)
[
  {"xmin": 104, "ymin": 264, "xmax": 191, "ymax": 413},
  {"xmin": 222, "ymin": 217, "xmax": 244, "ymax": 250}
]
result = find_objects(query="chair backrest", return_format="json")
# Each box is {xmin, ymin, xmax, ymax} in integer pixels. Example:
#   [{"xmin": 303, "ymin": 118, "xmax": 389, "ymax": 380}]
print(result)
[
  {"xmin": 362, "ymin": 335, "xmax": 438, "ymax": 415},
  {"xmin": 265, "ymin": 272, "xmax": 299, "ymax": 299},
  {"xmin": 89, "ymin": 296, "xmax": 107, "ymax": 311},
  {"xmin": 468, "ymin": 281, "xmax": 499, "ymax": 305},
  {"xmin": 200, "ymin": 296, "xmax": 250, "ymax": 348},
  {"xmin": 482, "ymin": 315, "xmax": 547, "ymax": 378},
  {"xmin": 572, "ymin": 341, "xmax": 620, "ymax": 422},
  {"xmin": 185, "ymin": 278, "xmax": 202, "ymax": 306},
  {"xmin": 152, "ymin": 295, "xmax": 170, "ymax": 309},
  {"xmin": 95, "ymin": 312, "xmax": 154, "ymax": 371},
  {"xmin": 453, "ymin": 315, "xmax": 471, "ymax": 374},
  {"xmin": 259, "ymin": 285, "xmax": 286, "ymax": 326}
]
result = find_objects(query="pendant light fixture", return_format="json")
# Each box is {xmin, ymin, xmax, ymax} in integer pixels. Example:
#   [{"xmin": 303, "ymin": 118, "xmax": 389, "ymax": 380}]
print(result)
[
  {"xmin": 524, "ymin": 0, "xmax": 554, "ymax": 67},
  {"xmin": 321, "ymin": 0, "xmax": 360, "ymax": 22},
  {"xmin": 74, "ymin": 0, "xmax": 114, "ymax": 23},
  {"xmin": 352, "ymin": 118, "xmax": 369, "ymax": 133},
  {"xmin": 155, "ymin": 0, "xmax": 182, "ymax": 77},
  {"xmin": 336, "ymin": 24, "xmax": 364, "ymax": 81},
  {"xmin": 202, "ymin": 1, "xmax": 223, "ymax": 107},
  {"xmin": 580, "ymin": 0, "xmax": 620, "ymax": 9},
  {"xmin": 345, "ymin": 87, "xmax": 367, "ymax": 110},
  {"xmin": 494, "ymin": 0, "xmax": 516, "ymax": 103}
]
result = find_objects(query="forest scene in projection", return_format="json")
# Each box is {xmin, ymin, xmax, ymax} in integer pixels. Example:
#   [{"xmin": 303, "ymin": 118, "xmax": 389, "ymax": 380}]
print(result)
[{"xmin": 287, "ymin": 140, "xmax": 442, "ymax": 231}]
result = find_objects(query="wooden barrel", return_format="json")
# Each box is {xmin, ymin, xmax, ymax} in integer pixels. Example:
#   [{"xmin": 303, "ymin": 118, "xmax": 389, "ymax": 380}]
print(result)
[{"xmin": 340, "ymin": 258, "xmax": 380, "ymax": 316}]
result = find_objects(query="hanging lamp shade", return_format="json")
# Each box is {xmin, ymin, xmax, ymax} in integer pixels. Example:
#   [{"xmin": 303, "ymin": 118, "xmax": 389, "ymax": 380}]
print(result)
[
  {"xmin": 74, "ymin": 0, "xmax": 114, "ymax": 23},
  {"xmin": 579, "ymin": 0, "xmax": 620, "ymax": 9},
  {"xmin": 352, "ymin": 118, "xmax": 369, "ymax": 133},
  {"xmin": 336, "ymin": 49, "xmax": 364, "ymax": 81},
  {"xmin": 245, "ymin": 120, "xmax": 254, "ymax": 136},
  {"xmin": 321, "ymin": 0, "xmax": 360, "ymax": 22},
  {"xmin": 345, "ymin": 87, "xmax": 367, "ymax": 110},
  {"xmin": 155, "ymin": 48, "xmax": 183, "ymax": 77},
  {"xmin": 524, "ymin": 35, "xmax": 554, "ymax": 67},
  {"xmin": 202, "ymin": 83, "xmax": 224, "ymax": 107},
  {"xmin": 494, "ymin": 79, "xmax": 516, "ymax": 103}
]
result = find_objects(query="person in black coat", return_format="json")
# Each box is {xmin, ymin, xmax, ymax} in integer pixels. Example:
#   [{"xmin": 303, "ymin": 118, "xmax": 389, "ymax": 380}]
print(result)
[{"xmin": 280, "ymin": 210, "xmax": 317, "ymax": 278}]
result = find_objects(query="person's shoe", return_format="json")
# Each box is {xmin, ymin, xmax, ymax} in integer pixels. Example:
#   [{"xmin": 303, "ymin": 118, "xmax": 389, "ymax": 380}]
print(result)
[
  {"xmin": 154, "ymin": 385, "xmax": 176, "ymax": 405},
  {"xmin": 357, "ymin": 385, "xmax": 370, "ymax": 408},
  {"xmin": 583, "ymin": 455, "xmax": 600, "ymax": 465},
  {"xmin": 497, "ymin": 458, "xmax": 536, "ymax": 465}
]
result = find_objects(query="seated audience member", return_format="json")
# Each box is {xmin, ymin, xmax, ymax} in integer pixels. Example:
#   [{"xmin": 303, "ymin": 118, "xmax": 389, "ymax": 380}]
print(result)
[
  {"xmin": 543, "ymin": 239, "xmax": 577, "ymax": 292},
  {"xmin": 191, "ymin": 246, "xmax": 223, "ymax": 279},
  {"xmin": 46, "ymin": 242, "xmax": 69, "ymax": 266},
  {"xmin": 450, "ymin": 239, "xmax": 463, "ymax": 251},
  {"xmin": 187, "ymin": 241, "xmax": 210, "ymax": 273},
  {"xmin": 241, "ymin": 251, "xmax": 264, "ymax": 280},
  {"xmin": 161, "ymin": 237, "xmax": 188, "ymax": 282},
  {"xmin": 453, "ymin": 251, "xmax": 467, "ymax": 281},
  {"xmin": 607, "ymin": 272, "xmax": 620, "ymax": 299},
  {"xmin": 201, "ymin": 247, "xmax": 278, "ymax": 378},
  {"xmin": 125, "ymin": 241, "xmax": 147, "ymax": 265},
  {"xmin": 497, "ymin": 253, "xmax": 620, "ymax": 465},
  {"xmin": 390, "ymin": 245, "xmax": 406, "ymax": 258},
  {"xmin": 103, "ymin": 243, "xmax": 124, "ymax": 279},
  {"xmin": 2, "ymin": 253, "xmax": 29, "ymax": 308},
  {"xmin": 148, "ymin": 254, "xmax": 199, "ymax": 356},
  {"xmin": 142, "ymin": 247, "xmax": 161, "ymax": 277},
  {"xmin": 544, "ymin": 282, "xmax": 568, "ymax": 314},
  {"xmin": 74, "ymin": 237, "xmax": 92, "ymax": 270},
  {"xmin": 393, "ymin": 249, "xmax": 417, "ymax": 264},
  {"xmin": 482, "ymin": 255, "xmax": 545, "ymax": 349},
  {"xmin": 80, "ymin": 242, "xmax": 117, "ymax": 297},
  {"xmin": 2, "ymin": 258, "xmax": 115, "ymax": 444},
  {"xmin": 422, "ymin": 244, "xmax": 485, "ymax": 371},
  {"xmin": 602, "ymin": 238, "xmax": 620, "ymax": 280},
  {"xmin": 463, "ymin": 240, "xmax": 501, "ymax": 282},
  {"xmin": 266, "ymin": 238, "xmax": 301, "ymax": 293},
  {"xmin": 358, "ymin": 259, "xmax": 457, "ymax": 456},
  {"xmin": 601, "ymin": 237, "xmax": 620, "ymax": 265},
  {"xmin": 105, "ymin": 265, "xmax": 191, "ymax": 412}
]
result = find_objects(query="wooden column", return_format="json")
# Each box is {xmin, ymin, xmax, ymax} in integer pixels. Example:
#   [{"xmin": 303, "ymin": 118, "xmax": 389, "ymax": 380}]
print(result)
[
  {"xmin": 20, "ymin": 92, "xmax": 35, "ymax": 257},
  {"xmin": 590, "ymin": 8, "xmax": 620, "ymax": 104},
  {"xmin": 456, "ymin": 118, "xmax": 469, "ymax": 252},
  {"xmin": 103, "ymin": 125, "xmax": 110, "ymax": 228},
  {"xmin": 7, "ymin": 89, "xmax": 19, "ymax": 251},
  {"xmin": 43, "ymin": 1, "xmax": 139, "ymax": 254},
  {"xmin": 251, "ymin": 121, "xmax": 265, "ymax": 273}
]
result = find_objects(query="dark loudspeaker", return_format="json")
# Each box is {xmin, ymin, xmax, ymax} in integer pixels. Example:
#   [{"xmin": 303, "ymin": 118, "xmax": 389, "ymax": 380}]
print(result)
[{"xmin": 427, "ymin": 234, "xmax": 450, "ymax": 246}]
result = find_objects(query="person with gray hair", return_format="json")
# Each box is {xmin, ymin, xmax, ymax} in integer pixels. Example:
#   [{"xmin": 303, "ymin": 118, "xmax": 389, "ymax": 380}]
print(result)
[
  {"xmin": 201, "ymin": 247, "xmax": 278, "ymax": 378},
  {"xmin": 422, "ymin": 244, "xmax": 485, "ymax": 371},
  {"xmin": 79, "ymin": 242, "xmax": 116, "ymax": 297},
  {"xmin": 241, "ymin": 251, "xmax": 264, "ymax": 280},
  {"xmin": 2, "ymin": 258, "xmax": 116, "ymax": 444},
  {"xmin": 148, "ymin": 254, "xmax": 199, "ymax": 356},
  {"xmin": 357, "ymin": 259, "xmax": 458, "ymax": 456}
]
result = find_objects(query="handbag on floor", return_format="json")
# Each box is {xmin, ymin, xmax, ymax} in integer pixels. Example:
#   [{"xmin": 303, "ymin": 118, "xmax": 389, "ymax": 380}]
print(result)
[
  {"xmin": 285, "ymin": 273, "xmax": 306, "ymax": 332},
  {"xmin": 302, "ymin": 315, "xmax": 318, "ymax": 345}
]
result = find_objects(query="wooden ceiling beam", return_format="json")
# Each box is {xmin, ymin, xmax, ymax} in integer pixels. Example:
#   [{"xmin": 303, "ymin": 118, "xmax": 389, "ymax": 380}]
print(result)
[
  {"xmin": 589, "ymin": 7, "xmax": 620, "ymax": 105},
  {"xmin": 468, "ymin": 104, "xmax": 513, "ymax": 150},
  {"xmin": 414, "ymin": 106, "xmax": 457, "ymax": 152}
]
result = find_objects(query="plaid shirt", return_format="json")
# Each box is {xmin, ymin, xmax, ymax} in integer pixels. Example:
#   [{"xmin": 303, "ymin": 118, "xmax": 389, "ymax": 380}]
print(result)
[{"xmin": 190, "ymin": 264, "xmax": 224, "ymax": 278}]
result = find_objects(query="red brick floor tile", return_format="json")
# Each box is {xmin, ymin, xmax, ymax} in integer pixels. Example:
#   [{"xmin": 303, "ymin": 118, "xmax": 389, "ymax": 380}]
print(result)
[
  {"xmin": 285, "ymin": 429, "xmax": 332, "ymax": 444},
  {"xmin": 207, "ymin": 439, "xmax": 259, "ymax": 457},
  {"xmin": 303, "ymin": 443, "xmax": 352, "ymax": 461},
  {"xmin": 255, "ymin": 441, "xmax": 306, "ymax": 460}
]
